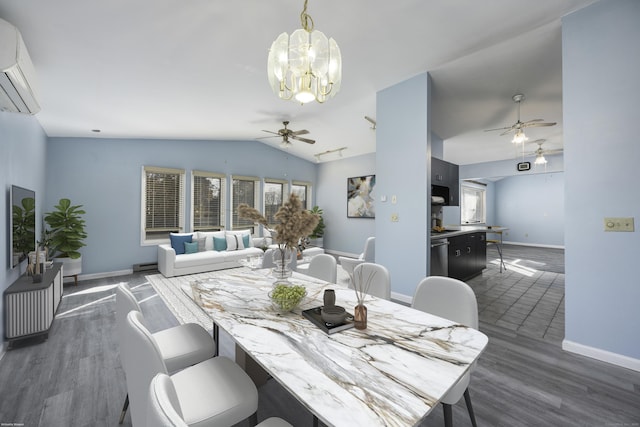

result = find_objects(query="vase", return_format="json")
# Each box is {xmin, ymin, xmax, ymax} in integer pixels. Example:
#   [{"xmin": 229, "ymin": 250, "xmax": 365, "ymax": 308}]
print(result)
[
  {"xmin": 272, "ymin": 249, "xmax": 293, "ymax": 281},
  {"xmin": 354, "ymin": 304, "xmax": 367, "ymax": 330}
]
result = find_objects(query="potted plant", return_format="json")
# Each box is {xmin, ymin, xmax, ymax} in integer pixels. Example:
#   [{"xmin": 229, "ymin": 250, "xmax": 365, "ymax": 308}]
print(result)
[
  {"xmin": 44, "ymin": 198, "xmax": 87, "ymax": 279},
  {"xmin": 308, "ymin": 206, "xmax": 325, "ymax": 248}
]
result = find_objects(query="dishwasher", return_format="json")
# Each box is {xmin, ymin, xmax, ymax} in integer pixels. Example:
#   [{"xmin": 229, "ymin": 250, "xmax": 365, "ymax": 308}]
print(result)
[{"xmin": 430, "ymin": 238, "xmax": 449, "ymax": 276}]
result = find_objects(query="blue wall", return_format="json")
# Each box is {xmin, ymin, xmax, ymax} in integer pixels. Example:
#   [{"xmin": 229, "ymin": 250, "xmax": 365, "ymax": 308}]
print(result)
[
  {"xmin": 0, "ymin": 111, "xmax": 48, "ymax": 345},
  {"xmin": 45, "ymin": 137, "xmax": 317, "ymax": 275},
  {"xmin": 563, "ymin": 0, "xmax": 640, "ymax": 363},
  {"xmin": 376, "ymin": 73, "xmax": 430, "ymax": 299},
  {"xmin": 316, "ymin": 153, "xmax": 376, "ymax": 256},
  {"xmin": 495, "ymin": 172, "xmax": 564, "ymax": 247}
]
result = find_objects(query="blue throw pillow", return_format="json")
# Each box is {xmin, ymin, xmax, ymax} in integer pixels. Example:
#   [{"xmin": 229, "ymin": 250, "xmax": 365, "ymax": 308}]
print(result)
[
  {"xmin": 170, "ymin": 233, "xmax": 192, "ymax": 255},
  {"xmin": 243, "ymin": 234, "xmax": 250, "ymax": 248},
  {"xmin": 213, "ymin": 236, "xmax": 227, "ymax": 251},
  {"xmin": 184, "ymin": 241, "xmax": 198, "ymax": 254}
]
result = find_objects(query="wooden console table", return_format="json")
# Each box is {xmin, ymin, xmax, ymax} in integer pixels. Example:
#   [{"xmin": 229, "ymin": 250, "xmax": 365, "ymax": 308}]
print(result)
[{"xmin": 3, "ymin": 263, "xmax": 64, "ymax": 347}]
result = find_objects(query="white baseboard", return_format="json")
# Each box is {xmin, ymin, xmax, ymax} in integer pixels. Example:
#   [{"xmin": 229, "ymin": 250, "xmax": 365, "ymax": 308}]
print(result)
[
  {"xmin": 502, "ymin": 241, "xmax": 565, "ymax": 250},
  {"xmin": 562, "ymin": 339, "xmax": 640, "ymax": 372},
  {"xmin": 391, "ymin": 292, "xmax": 412, "ymax": 305}
]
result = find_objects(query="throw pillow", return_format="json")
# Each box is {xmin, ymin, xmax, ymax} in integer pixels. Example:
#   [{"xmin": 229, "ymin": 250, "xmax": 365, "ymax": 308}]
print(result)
[
  {"xmin": 225, "ymin": 233, "xmax": 246, "ymax": 251},
  {"xmin": 225, "ymin": 230, "xmax": 253, "ymax": 248},
  {"xmin": 170, "ymin": 233, "xmax": 193, "ymax": 255},
  {"xmin": 195, "ymin": 231, "xmax": 225, "ymax": 251},
  {"xmin": 213, "ymin": 236, "xmax": 227, "ymax": 251},
  {"xmin": 184, "ymin": 241, "xmax": 198, "ymax": 254},
  {"xmin": 194, "ymin": 237, "xmax": 206, "ymax": 252}
]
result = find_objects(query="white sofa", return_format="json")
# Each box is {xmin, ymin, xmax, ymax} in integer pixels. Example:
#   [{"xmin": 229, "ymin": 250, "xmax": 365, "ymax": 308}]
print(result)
[{"xmin": 158, "ymin": 230, "xmax": 264, "ymax": 277}]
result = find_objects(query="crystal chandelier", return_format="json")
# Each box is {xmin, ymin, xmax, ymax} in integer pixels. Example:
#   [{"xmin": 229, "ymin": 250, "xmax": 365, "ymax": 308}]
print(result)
[{"xmin": 267, "ymin": 0, "xmax": 342, "ymax": 104}]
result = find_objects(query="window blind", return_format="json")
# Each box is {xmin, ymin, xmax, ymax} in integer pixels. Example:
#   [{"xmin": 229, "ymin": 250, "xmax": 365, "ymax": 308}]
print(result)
[
  {"xmin": 143, "ymin": 166, "xmax": 185, "ymax": 241},
  {"xmin": 192, "ymin": 170, "xmax": 226, "ymax": 231}
]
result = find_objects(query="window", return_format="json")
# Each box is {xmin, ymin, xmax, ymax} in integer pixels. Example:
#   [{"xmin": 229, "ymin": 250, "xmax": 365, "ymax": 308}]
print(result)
[
  {"xmin": 264, "ymin": 178, "xmax": 288, "ymax": 226},
  {"xmin": 291, "ymin": 181, "xmax": 312, "ymax": 210},
  {"xmin": 192, "ymin": 171, "xmax": 226, "ymax": 231},
  {"xmin": 461, "ymin": 181, "xmax": 486, "ymax": 224},
  {"xmin": 231, "ymin": 176, "xmax": 260, "ymax": 232},
  {"xmin": 142, "ymin": 166, "xmax": 185, "ymax": 243}
]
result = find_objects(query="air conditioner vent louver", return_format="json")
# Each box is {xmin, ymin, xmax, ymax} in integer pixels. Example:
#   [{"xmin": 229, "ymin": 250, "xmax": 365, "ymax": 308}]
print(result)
[{"xmin": 0, "ymin": 18, "xmax": 40, "ymax": 114}]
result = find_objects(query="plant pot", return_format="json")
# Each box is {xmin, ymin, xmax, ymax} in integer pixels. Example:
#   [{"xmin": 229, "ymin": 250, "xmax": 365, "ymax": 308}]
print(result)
[
  {"xmin": 308, "ymin": 237, "xmax": 324, "ymax": 248},
  {"xmin": 54, "ymin": 255, "xmax": 82, "ymax": 277}
]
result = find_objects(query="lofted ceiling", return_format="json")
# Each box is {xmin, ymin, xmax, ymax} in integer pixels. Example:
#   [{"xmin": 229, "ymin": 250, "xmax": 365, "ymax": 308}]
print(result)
[{"xmin": 0, "ymin": 0, "xmax": 597, "ymax": 165}]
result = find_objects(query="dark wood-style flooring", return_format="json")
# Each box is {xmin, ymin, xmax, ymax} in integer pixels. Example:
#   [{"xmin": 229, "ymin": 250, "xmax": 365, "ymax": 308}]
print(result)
[{"xmin": 1, "ymin": 246, "xmax": 639, "ymax": 427}]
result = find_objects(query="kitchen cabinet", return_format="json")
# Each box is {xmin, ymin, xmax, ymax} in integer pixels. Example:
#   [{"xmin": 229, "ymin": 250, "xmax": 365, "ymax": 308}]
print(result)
[
  {"xmin": 431, "ymin": 157, "xmax": 459, "ymax": 206},
  {"xmin": 448, "ymin": 232, "xmax": 486, "ymax": 281}
]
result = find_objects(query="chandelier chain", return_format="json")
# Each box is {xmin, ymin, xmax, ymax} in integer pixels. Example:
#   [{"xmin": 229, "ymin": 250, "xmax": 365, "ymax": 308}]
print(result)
[{"xmin": 300, "ymin": 0, "xmax": 315, "ymax": 32}]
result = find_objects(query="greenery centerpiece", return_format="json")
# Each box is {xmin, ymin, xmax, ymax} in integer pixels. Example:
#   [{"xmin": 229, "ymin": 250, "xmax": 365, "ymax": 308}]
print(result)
[{"xmin": 238, "ymin": 193, "xmax": 318, "ymax": 280}]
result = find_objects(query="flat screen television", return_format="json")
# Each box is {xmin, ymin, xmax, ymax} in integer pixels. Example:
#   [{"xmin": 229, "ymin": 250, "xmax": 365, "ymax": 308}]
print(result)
[{"xmin": 10, "ymin": 185, "xmax": 36, "ymax": 268}]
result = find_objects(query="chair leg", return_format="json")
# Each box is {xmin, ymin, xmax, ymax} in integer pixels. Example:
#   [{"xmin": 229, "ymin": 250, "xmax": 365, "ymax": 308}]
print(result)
[
  {"xmin": 463, "ymin": 388, "xmax": 478, "ymax": 427},
  {"xmin": 118, "ymin": 393, "xmax": 129, "ymax": 424},
  {"xmin": 495, "ymin": 243, "xmax": 506, "ymax": 272},
  {"xmin": 249, "ymin": 411, "xmax": 258, "ymax": 426},
  {"xmin": 442, "ymin": 402, "xmax": 453, "ymax": 427}
]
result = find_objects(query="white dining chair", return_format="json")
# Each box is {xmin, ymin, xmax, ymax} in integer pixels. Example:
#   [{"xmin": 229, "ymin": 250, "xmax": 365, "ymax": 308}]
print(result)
[
  {"xmin": 352, "ymin": 262, "xmax": 391, "ymax": 300},
  {"xmin": 338, "ymin": 237, "xmax": 375, "ymax": 284},
  {"xmin": 123, "ymin": 310, "xmax": 259, "ymax": 427},
  {"xmin": 116, "ymin": 283, "xmax": 216, "ymax": 424},
  {"xmin": 306, "ymin": 253, "xmax": 337, "ymax": 283},
  {"xmin": 412, "ymin": 276, "xmax": 479, "ymax": 427},
  {"xmin": 147, "ymin": 372, "xmax": 294, "ymax": 427}
]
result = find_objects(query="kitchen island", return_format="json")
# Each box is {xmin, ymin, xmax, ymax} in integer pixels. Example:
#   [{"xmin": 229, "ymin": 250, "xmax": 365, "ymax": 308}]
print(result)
[{"xmin": 430, "ymin": 226, "xmax": 507, "ymax": 281}]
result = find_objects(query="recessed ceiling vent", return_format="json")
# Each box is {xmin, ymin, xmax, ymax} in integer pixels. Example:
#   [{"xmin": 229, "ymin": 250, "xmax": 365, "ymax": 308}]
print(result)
[{"xmin": 0, "ymin": 18, "xmax": 40, "ymax": 114}]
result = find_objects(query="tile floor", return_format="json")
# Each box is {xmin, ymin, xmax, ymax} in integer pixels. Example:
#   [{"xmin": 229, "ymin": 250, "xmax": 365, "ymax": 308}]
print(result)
[{"xmin": 468, "ymin": 245, "xmax": 565, "ymax": 343}]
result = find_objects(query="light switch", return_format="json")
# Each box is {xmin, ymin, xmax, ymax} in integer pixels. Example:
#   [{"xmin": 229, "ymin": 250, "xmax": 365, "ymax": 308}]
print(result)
[
  {"xmin": 380, "ymin": 195, "xmax": 387, "ymax": 202},
  {"xmin": 604, "ymin": 217, "xmax": 635, "ymax": 232},
  {"xmin": 391, "ymin": 195, "xmax": 397, "ymax": 204}
]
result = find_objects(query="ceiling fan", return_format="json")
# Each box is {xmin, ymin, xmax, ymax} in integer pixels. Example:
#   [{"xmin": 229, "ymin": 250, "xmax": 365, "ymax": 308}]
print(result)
[
  {"xmin": 523, "ymin": 139, "xmax": 563, "ymax": 165},
  {"xmin": 259, "ymin": 121, "xmax": 315, "ymax": 147},
  {"xmin": 485, "ymin": 94, "xmax": 557, "ymax": 143}
]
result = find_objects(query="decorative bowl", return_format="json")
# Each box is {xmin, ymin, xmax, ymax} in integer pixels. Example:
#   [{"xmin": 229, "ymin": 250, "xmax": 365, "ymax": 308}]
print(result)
[{"xmin": 268, "ymin": 284, "xmax": 307, "ymax": 313}]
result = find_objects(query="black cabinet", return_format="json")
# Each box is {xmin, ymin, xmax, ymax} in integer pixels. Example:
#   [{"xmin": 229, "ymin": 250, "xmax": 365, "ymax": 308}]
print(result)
[
  {"xmin": 448, "ymin": 232, "xmax": 486, "ymax": 281},
  {"xmin": 431, "ymin": 157, "xmax": 459, "ymax": 206}
]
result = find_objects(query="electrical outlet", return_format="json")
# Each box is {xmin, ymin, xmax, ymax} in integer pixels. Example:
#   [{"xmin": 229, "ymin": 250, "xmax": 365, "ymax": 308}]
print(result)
[
  {"xmin": 604, "ymin": 217, "xmax": 635, "ymax": 232},
  {"xmin": 391, "ymin": 213, "xmax": 399, "ymax": 222}
]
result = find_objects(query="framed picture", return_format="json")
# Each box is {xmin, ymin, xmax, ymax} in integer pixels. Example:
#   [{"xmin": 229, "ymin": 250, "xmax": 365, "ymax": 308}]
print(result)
[{"xmin": 347, "ymin": 175, "xmax": 376, "ymax": 218}]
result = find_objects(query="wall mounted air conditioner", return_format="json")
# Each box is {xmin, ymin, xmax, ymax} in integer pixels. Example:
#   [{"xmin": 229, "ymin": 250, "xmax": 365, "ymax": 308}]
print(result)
[{"xmin": 0, "ymin": 17, "xmax": 40, "ymax": 114}]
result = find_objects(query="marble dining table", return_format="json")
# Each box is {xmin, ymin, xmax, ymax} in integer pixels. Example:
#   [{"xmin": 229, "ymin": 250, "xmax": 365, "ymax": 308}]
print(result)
[{"xmin": 182, "ymin": 267, "xmax": 489, "ymax": 427}]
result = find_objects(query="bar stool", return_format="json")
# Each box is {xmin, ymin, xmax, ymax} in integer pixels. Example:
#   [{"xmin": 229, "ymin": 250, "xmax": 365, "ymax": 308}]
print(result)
[{"xmin": 486, "ymin": 226, "xmax": 506, "ymax": 273}]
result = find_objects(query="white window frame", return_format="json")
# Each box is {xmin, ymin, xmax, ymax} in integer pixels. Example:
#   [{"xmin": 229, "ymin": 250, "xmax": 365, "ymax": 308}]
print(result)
[
  {"xmin": 141, "ymin": 166, "xmax": 185, "ymax": 245},
  {"xmin": 263, "ymin": 178, "xmax": 289, "ymax": 227},
  {"xmin": 231, "ymin": 175, "xmax": 260, "ymax": 233},
  {"xmin": 291, "ymin": 180, "xmax": 312, "ymax": 210},
  {"xmin": 460, "ymin": 181, "xmax": 487, "ymax": 225},
  {"xmin": 191, "ymin": 170, "xmax": 226, "ymax": 232}
]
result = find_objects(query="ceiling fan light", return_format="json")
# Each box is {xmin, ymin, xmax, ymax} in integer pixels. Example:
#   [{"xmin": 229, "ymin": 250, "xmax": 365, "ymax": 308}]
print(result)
[
  {"xmin": 512, "ymin": 130, "xmax": 528, "ymax": 144},
  {"xmin": 535, "ymin": 154, "xmax": 547, "ymax": 165}
]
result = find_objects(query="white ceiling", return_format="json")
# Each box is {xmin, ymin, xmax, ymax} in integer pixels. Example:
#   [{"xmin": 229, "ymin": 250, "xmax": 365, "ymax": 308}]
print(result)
[{"xmin": 0, "ymin": 0, "xmax": 597, "ymax": 165}]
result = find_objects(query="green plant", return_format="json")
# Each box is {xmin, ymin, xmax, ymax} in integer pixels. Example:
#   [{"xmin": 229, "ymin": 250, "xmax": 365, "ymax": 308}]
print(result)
[
  {"xmin": 44, "ymin": 198, "xmax": 87, "ymax": 259},
  {"xmin": 308, "ymin": 206, "xmax": 325, "ymax": 239}
]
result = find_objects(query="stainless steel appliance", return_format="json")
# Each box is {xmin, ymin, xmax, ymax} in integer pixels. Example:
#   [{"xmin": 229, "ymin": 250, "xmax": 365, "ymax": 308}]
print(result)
[{"xmin": 430, "ymin": 238, "xmax": 449, "ymax": 276}]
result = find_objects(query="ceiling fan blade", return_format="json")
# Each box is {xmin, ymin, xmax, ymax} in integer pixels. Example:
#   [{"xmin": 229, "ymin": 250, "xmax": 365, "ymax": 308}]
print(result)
[
  {"xmin": 545, "ymin": 149, "xmax": 564, "ymax": 155},
  {"xmin": 523, "ymin": 121, "xmax": 557, "ymax": 128},
  {"xmin": 256, "ymin": 135, "xmax": 280, "ymax": 139},
  {"xmin": 499, "ymin": 128, "xmax": 517, "ymax": 136},
  {"xmin": 290, "ymin": 129, "xmax": 309, "ymax": 136},
  {"xmin": 261, "ymin": 130, "xmax": 281, "ymax": 135},
  {"xmin": 484, "ymin": 126, "xmax": 513, "ymax": 132},
  {"xmin": 290, "ymin": 135, "xmax": 315, "ymax": 144},
  {"xmin": 522, "ymin": 119, "xmax": 544, "ymax": 124}
]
